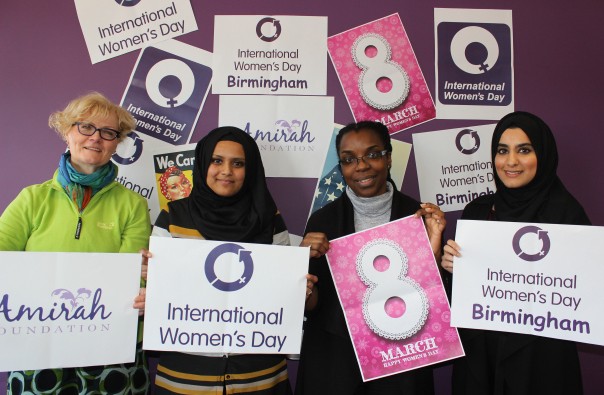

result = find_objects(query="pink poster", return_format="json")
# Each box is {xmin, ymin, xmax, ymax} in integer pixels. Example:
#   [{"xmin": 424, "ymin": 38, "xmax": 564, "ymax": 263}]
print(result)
[
  {"xmin": 325, "ymin": 215, "xmax": 464, "ymax": 381},
  {"xmin": 328, "ymin": 14, "xmax": 436, "ymax": 135}
]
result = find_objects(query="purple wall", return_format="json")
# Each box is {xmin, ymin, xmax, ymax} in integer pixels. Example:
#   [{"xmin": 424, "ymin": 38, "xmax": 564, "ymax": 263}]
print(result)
[{"xmin": 2, "ymin": 0, "xmax": 604, "ymax": 393}]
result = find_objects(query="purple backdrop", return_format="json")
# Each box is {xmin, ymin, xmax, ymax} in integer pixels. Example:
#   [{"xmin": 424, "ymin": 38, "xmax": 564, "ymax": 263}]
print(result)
[{"xmin": 1, "ymin": 0, "xmax": 603, "ymax": 393}]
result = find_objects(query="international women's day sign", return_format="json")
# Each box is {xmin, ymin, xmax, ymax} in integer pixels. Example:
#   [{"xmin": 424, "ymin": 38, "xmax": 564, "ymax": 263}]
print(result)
[
  {"xmin": 413, "ymin": 125, "xmax": 495, "ymax": 212},
  {"xmin": 0, "ymin": 252, "xmax": 141, "ymax": 371},
  {"xmin": 434, "ymin": 8, "xmax": 514, "ymax": 120},
  {"xmin": 143, "ymin": 237, "xmax": 308, "ymax": 354},
  {"xmin": 75, "ymin": 0, "xmax": 198, "ymax": 63},
  {"xmin": 328, "ymin": 14, "xmax": 436, "ymax": 135},
  {"xmin": 326, "ymin": 216, "xmax": 464, "ymax": 381},
  {"xmin": 451, "ymin": 220, "xmax": 604, "ymax": 346},
  {"xmin": 115, "ymin": 39, "xmax": 212, "ymax": 222},
  {"xmin": 218, "ymin": 95, "xmax": 334, "ymax": 178},
  {"xmin": 212, "ymin": 15, "xmax": 327, "ymax": 95}
]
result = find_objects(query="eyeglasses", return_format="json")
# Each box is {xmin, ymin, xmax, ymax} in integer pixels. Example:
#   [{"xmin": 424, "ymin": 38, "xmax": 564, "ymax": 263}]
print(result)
[
  {"xmin": 339, "ymin": 150, "xmax": 389, "ymax": 166},
  {"xmin": 74, "ymin": 122, "xmax": 121, "ymax": 141}
]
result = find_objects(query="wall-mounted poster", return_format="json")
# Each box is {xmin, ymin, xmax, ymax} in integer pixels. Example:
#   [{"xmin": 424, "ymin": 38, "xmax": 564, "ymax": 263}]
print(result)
[
  {"xmin": 116, "ymin": 39, "xmax": 212, "ymax": 222},
  {"xmin": 218, "ymin": 95, "xmax": 334, "ymax": 178},
  {"xmin": 434, "ymin": 8, "xmax": 514, "ymax": 120},
  {"xmin": 152, "ymin": 144, "xmax": 196, "ymax": 214},
  {"xmin": 413, "ymin": 124, "xmax": 496, "ymax": 212},
  {"xmin": 74, "ymin": 0, "xmax": 198, "ymax": 64},
  {"xmin": 328, "ymin": 14, "xmax": 436, "ymax": 135},
  {"xmin": 213, "ymin": 15, "xmax": 327, "ymax": 95}
]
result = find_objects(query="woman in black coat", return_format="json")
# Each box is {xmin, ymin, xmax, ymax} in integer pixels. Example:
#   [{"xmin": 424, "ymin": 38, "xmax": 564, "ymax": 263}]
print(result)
[{"xmin": 441, "ymin": 111, "xmax": 590, "ymax": 395}]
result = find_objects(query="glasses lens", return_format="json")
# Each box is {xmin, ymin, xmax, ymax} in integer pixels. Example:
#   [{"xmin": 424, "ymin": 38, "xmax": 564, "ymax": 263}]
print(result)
[
  {"xmin": 99, "ymin": 128, "xmax": 119, "ymax": 141},
  {"xmin": 77, "ymin": 123, "xmax": 95, "ymax": 136}
]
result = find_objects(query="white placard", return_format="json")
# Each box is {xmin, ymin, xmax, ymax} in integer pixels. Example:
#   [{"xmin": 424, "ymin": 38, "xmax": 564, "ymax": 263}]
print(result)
[
  {"xmin": 451, "ymin": 220, "xmax": 604, "ymax": 346},
  {"xmin": 0, "ymin": 252, "xmax": 141, "ymax": 371},
  {"xmin": 143, "ymin": 237, "xmax": 308, "ymax": 354},
  {"xmin": 75, "ymin": 0, "xmax": 198, "ymax": 64},
  {"xmin": 213, "ymin": 15, "xmax": 327, "ymax": 95},
  {"xmin": 413, "ymin": 125, "xmax": 495, "ymax": 212},
  {"xmin": 218, "ymin": 95, "xmax": 334, "ymax": 178}
]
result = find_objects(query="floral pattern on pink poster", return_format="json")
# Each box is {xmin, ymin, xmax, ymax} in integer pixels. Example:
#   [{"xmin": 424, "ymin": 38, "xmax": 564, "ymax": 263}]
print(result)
[
  {"xmin": 328, "ymin": 13, "xmax": 436, "ymax": 135},
  {"xmin": 326, "ymin": 215, "xmax": 464, "ymax": 381}
]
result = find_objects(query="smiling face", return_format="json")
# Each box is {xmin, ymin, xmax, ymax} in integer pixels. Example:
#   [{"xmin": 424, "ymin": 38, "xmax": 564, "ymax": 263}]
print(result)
[
  {"xmin": 166, "ymin": 174, "xmax": 192, "ymax": 200},
  {"xmin": 206, "ymin": 140, "xmax": 246, "ymax": 197},
  {"xmin": 65, "ymin": 113, "xmax": 120, "ymax": 174},
  {"xmin": 494, "ymin": 127, "xmax": 538, "ymax": 189},
  {"xmin": 338, "ymin": 128, "xmax": 391, "ymax": 198}
]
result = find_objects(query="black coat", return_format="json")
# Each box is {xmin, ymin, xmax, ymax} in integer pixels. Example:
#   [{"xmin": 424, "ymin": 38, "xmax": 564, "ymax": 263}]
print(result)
[{"xmin": 295, "ymin": 191, "xmax": 435, "ymax": 395}]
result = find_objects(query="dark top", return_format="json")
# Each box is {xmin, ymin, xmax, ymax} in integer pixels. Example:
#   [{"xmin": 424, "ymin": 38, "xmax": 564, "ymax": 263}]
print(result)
[{"xmin": 295, "ymin": 190, "xmax": 434, "ymax": 395}]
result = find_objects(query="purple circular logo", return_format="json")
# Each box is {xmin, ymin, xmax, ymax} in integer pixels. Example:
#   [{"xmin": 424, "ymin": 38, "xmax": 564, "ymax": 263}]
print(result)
[
  {"xmin": 512, "ymin": 226, "xmax": 551, "ymax": 261},
  {"xmin": 256, "ymin": 17, "xmax": 281, "ymax": 42},
  {"xmin": 112, "ymin": 131, "xmax": 144, "ymax": 165},
  {"xmin": 205, "ymin": 243, "xmax": 254, "ymax": 292},
  {"xmin": 455, "ymin": 129, "xmax": 480, "ymax": 154},
  {"xmin": 114, "ymin": 0, "xmax": 142, "ymax": 7}
]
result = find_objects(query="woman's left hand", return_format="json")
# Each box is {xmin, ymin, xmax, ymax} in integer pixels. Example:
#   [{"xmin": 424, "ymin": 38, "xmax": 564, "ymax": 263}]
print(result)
[
  {"xmin": 306, "ymin": 274, "xmax": 318, "ymax": 300},
  {"xmin": 133, "ymin": 288, "xmax": 146, "ymax": 316},
  {"xmin": 416, "ymin": 203, "xmax": 446, "ymax": 259}
]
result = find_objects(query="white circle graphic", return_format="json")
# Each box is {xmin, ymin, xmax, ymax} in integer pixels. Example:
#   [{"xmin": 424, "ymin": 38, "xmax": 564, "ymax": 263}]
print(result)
[
  {"xmin": 145, "ymin": 58, "xmax": 195, "ymax": 108},
  {"xmin": 450, "ymin": 26, "xmax": 499, "ymax": 74}
]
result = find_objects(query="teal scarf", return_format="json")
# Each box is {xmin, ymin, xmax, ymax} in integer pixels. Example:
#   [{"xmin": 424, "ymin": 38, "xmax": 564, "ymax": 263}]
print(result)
[{"xmin": 57, "ymin": 152, "xmax": 116, "ymax": 212}]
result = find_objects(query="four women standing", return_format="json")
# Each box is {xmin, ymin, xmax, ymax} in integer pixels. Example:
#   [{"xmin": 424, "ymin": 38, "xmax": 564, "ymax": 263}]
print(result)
[{"xmin": 0, "ymin": 98, "xmax": 593, "ymax": 395}]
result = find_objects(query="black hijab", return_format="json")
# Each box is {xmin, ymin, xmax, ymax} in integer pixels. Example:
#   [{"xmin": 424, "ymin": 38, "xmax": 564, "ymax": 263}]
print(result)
[
  {"xmin": 182, "ymin": 126, "xmax": 276, "ymax": 243},
  {"xmin": 492, "ymin": 111, "xmax": 589, "ymax": 225}
]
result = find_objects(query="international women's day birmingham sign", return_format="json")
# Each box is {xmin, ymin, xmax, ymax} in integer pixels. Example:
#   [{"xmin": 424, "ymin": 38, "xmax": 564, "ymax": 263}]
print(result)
[
  {"xmin": 451, "ymin": 220, "xmax": 604, "ymax": 346},
  {"xmin": 0, "ymin": 252, "xmax": 141, "ymax": 371}
]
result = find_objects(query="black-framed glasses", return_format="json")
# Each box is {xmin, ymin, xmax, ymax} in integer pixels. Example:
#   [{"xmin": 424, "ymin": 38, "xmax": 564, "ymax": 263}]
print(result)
[
  {"xmin": 74, "ymin": 122, "xmax": 121, "ymax": 141},
  {"xmin": 339, "ymin": 150, "xmax": 389, "ymax": 166}
]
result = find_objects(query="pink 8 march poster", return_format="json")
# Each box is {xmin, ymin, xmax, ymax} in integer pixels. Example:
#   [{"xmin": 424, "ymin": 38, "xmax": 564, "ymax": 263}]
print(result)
[
  {"xmin": 325, "ymin": 215, "xmax": 464, "ymax": 381},
  {"xmin": 328, "ymin": 14, "xmax": 436, "ymax": 135}
]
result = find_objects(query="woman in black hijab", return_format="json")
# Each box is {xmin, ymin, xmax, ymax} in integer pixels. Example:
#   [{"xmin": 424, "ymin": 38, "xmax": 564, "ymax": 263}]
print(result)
[
  {"xmin": 441, "ymin": 111, "xmax": 589, "ymax": 394},
  {"xmin": 150, "ymin": 126, "xmax": 293, "ymax": 394}
]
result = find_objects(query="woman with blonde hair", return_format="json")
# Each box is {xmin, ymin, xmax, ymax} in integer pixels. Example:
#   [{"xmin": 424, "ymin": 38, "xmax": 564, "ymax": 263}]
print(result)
[{"xmin": 0, "ymin": 92, "xmax": 151, "ymax": 394}]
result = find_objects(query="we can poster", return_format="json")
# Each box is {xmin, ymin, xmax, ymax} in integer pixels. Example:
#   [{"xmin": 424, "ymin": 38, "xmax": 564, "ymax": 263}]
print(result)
[
  {"xmin": 326, "ymin": 216, "xmax": 464, "ymax": 381},
  {"xmin": 328, "ymin": 14, "xmax": 436, "ymax": 135}
]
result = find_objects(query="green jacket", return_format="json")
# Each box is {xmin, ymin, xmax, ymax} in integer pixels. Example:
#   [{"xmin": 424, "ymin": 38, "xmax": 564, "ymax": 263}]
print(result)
[{"xmin": 0, "ymin": 170, "xmax": 150, "ymax": 253}]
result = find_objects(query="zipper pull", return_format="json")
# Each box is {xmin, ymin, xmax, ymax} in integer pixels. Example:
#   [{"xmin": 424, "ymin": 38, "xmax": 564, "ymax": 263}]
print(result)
[{"xmin": 75, "ymin": 216, "xmax": 82, "ymax": 239}]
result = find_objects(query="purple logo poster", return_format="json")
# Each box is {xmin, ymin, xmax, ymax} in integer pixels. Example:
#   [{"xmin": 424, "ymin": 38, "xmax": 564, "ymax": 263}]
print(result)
[{"xmin": 122, "ymin": 41, "xmax": 212, "ymax": 145}]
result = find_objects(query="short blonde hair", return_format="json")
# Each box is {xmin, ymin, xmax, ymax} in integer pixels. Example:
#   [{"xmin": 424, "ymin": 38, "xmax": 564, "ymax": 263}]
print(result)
[{"xmin": 48, "ymin": 92, "xmax": 136, "ymax": 143}]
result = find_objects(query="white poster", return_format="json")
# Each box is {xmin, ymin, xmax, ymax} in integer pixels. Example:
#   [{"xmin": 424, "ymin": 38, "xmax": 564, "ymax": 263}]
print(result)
[
  {"xmin": 143, "ymin": 237, "xmax": 308, "ymax": 354},
  {"xmin": 434, "ymin": 9, "xmax": 514, "ymax": 120},
  {"xmin": 117, "ymin": 39, "xmax": 213, "ymax": 222},
  {"xmin": 218, "ymin": 95, "xmax": 334, "ymax": 178},
  {"xmin": 213, "ymin": 15, "xmax": 327, "ymax": 95},
  {"xmin": 74, "ymin": 0, "xmax": 198, "ymax": 64},
  {"xmin": 0, "ymin": 252, "xmax": 141, "ymax": 371},
  {"xmin": 451, "ymin": 220, "xmax": 604, "ymax": 346},
  {"xmin": 413, "ymin": 124, "xmax": 495, "ymax": 212}
]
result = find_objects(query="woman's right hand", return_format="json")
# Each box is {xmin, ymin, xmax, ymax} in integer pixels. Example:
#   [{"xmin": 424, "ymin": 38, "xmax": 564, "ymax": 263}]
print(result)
[
  {"xmin": 441, "ymin": 239, "xmax": 461, "ymax": 274},
  {"xmin": 300, "ymin": 232, "xmax": 330, "ymax": 258},
  {"xmin": 140, "ymin": 249, "xmax": 153, "ymax": 281}
]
